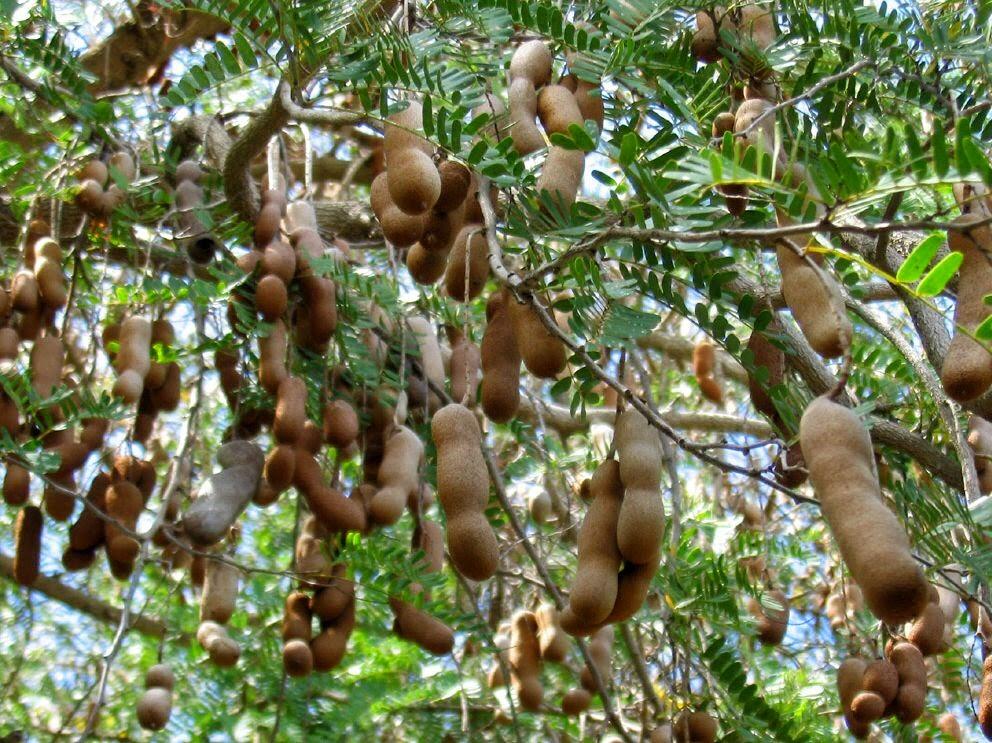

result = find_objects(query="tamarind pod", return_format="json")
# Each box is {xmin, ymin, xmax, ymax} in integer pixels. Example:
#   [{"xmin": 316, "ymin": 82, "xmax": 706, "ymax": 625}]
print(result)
[
  {"xmin": 648, "ymin": 724, "xmax": 673, "ymax": 743},
  {"xmin": 311, "ymin": 598, "xmax": 355, "ymax": 671},
  {"xmin": 936, "ymin": 712, "xmax": 962, "ymax": 741},
  {"xmin": 258, "ymin": 319, "xmax": 288, "ymax": 394},
  {"xmin": 406, "ymin": 242, "xmax": 449, "ymax": 285},
  {"xmin": 264, "ymin": 445, "xmax": 296, "ymax": 492},
  {"xmin": 298, "ymin": 275, "xmax": 337, "ymax": 348},
  {"xmin": 508, "ymin": 78, "xmax": 546, "ymax": 155},
  {"xmin": 447, "ymin": 328, "xmax": 481, "ymax": 406},
  {"xmin": 534, "ymin": 603, "xmax": 569, "ymax": 663},
  {"xmin": 407, "ymin": 317, "xmax": 445, "ymax": 397},
  {"xmin": 43, "ymin": 470, "xmax": 76, "ymax": 521},
  {"xmin": 507, "ymin": 295, "xmax": 566, "ymax": 378},
  {"xmin": 136, "ymin": 687, "xmax": 171, "ymax": 730},
  {"xmin": 261, "ymin": 240, "xmax": 296, "ymax": 283},
  {"xmin": 434, "ymin": 161, "xmax": 471, "ymax": 212},
  {"xmin": 941, "ymin": 220, "xmax": 992, "ymax": 400},
  {"xmin": 68, "ymin": 471, "xmax": 109, "ymax": 551},
  {"xmin": 79, "ymin": 159, "xmax": 108, "ymax": 186},
  {"xmin": 274, "ymin": 376, "xmax": 307, "ymax": 444},
  {"xmin": 615, "ymin": 407, "xmax": 665, "ymax": 564},
  {"xmin": 509, "ymin": 40, "xmax": 553, "ymax": 86},
  {"xmin": 182, "ymin": 441, "xmax": 263, "ymax": 546},
  {"xmin": 295, "ymin": 452, "xmax": 367, "ymax": 533},
  {"xmin": 748, "ymin": 589, "xmax": 789, "ymax": 646},
  {"xmin": 535, "ymin": 146, "xmax": 585, "ymax": 210},
  {"xmin": 30, "ymin": 334, "xmax": 63, "ymax": 400},
  {"xmin": 907, "ymin": 600, "xmax": 945, "ymax": 656},
  {"xmin": 603, "ymin": 550, "xmax": 661, "ymax": 624},
  {"xmin": 254, "ymin": 202, "xmax": 282, "ymax": 249},
  {"xmin": 104, "ymin": 480, "xmax": 143, "ymax": 563},
  {"xmin": 16, "ymin": 307, "xmax": 47, "ymax": 342},
  {"xmin": 691, "ymin": 10, "xmax": 723, "ymax": 63},
  {"xmin": 101, "ymin": 182, "xmax": 125, "ymax": 213},
  {"xmin": 412, "ymin": 519, "xmax": 444, "ymax": 575},
  {"xmin": 537, "ymin": 84, "xmax": 584, "ymax": 136},
  {"xmin": 888, "ymin": 641, "xmax": 927, "ymax": 723},
  {"xmin": 800, "ymin": 396, "xmax": 929, "ymax": 624},
  {"xmin": 295, "ymin": 533, "xmax": 332, "ymax": 583},
  {"xmin": 383, "ymin": 100, "xmax": 433, "ymax": 161},
  {"xmin": 148, "ymin": 362, "xmax": 181, "ymax": 412},
  {"xmin": 0, "ymin": 327, "xmax": 20, "ymax": 359},
  {"xmin": 463, "ymin": 173, "xmax": 497, "ymax": 225},
  {"xmin": 837, "ymin": 656, "xmax": 868, "ymax": 733},
  {"xmin": 53, "ymin": 439, "xmax": 90, "ymax": 477},
  {"xmin": 745, "ymin": 327, "xmax": 785, "ymax": 422},
  {"xmin": 508, "ymin": 610, "xmax": 543, "ymax": 710},
  {"xmin": 175, "ymin": 160, "xmax": 203, "ymax": 184},
  {"xmin": 444, "ymin": 225, "xmax": 490, "ymax": 302},
  {"xmin": 299, "ymin": 421, "xmax": 324, "ymax": 456},
  {"xmin": 61, "ymin": 547, "xmax": 95, "ymax": 572},
  {"xmin": 255, "ymin": 274, "xmax": 288, "ymax": 321},
  {"xmin": 387, "ymin": 149, "xmax": 441, "ymax": 215},
  {"xmin": 33, "ymin": 238, "xmax": 67, "ymax": 308},
  {"xmin": 285, "ymin": 200, "xmax": 318, "ymax": 233},
  {"xmin": 561, "ymin": 688, "xmax": 591, "ymax": 715},
  {"xmin": 322, "ymin": 399, "xmax": 359, "ymax": 449},
  {"xmin": 969, "ymin": 415, "xmax": 992, "ymax": 492},
  {"xmin": 734, "ymin": 97, "xmax": 776, "ymax": 153},
  {"xmin": 568, "ymin": 459, "xmax": 623, "ymax": 625},
  {"xmin": 527, "ymin": 490, "xmax": 551, "ymax": 523},
  {"xmin": 775, "ymin": 240, "xmax": 851, "ymax": 359},
  {"xmin": 379, "ymin": 194, "xmax": 431, "ymax": 244},
  {"xmin": 13, "ymin": 505, "xmax": 42, "ymax": 585},
  {"xmin": 74, "ymin": 178, "xmax": 105, "ymax": 215},
  {"xmin": 431, "ymin": 404, "xmax": 499, "ymax": 580},
  {"xmin": 573, "ymin": 79, "xmax": 604, "ymax": 133},
  {"xmin": 862, "ymin": 658, "xmax": 898, "ymax": 705},
  {"xmin": 472, "ymin": 91, "xmax": 507, "ymax": 138},
  {"xmin": 311, "ymin": 574, "xmax": 355, "ymax": 622},
  {"xmin": 579, "ymin": 625, "xmax": 613, "ymax": 692},
  {"xmin": 480, "ymin": 289, "xmax": 521, "ymax": 423},
  {"xmin": 201, "ymin": 558, "xmax": 240, "ymax": 624},
  {"xmin": 980, "ymin": 655, "xmax": 992, "ymax": 737},
  {"xmin": 390, "ymin": 597, "xmax": 455, "ymax": 656},
  {"xmin": 3, "ymin": 463, "xmax": 30, "ymax": 506},
  {"xmin": 107, "ymin": 151, "xmax": 135, "ymax": 183},
  {"xmin": 0, "ymin": 393, "xmax": 20, "ymax": 438},
  {"xmin": 11, "ymin": 271, "xmax": 39, "ymax": 313},
  {"xmin": 673, "ymin": 711, "xmax": 718, "ymax": 743},
  {"xmin": 196, "ymin": 621, "xmax": 241, "ymax": 667},
  {"xmin": 692, "ymin": 340, "xmax": 723, "ymax": 403},
  {"xmin": 370, "ymin": 425, "xmax": 424, "ymax": 525},
  {"xmin": 282, "ymin": 590, "xmax": 313, "ymax": 641}
]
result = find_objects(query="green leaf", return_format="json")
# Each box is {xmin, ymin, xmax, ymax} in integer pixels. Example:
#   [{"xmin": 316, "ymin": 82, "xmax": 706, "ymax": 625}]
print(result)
[
  {"xmin": 600, "ymin": 305, "xmax": 660, "ymax": 345},
  {"xmin": 975, "ymin": 314, "xmax": 992, "ymax": 342},
  {"xmin": 619, "ymin": 132, "xmax": 637, "ymax": 167},
  {"xmin": 895, "ymin": 233, "xmax": 943, "ymax": 283},
  {"xmin": 916, "ymin": 251, "xmax": 964, "ymax": 297}
]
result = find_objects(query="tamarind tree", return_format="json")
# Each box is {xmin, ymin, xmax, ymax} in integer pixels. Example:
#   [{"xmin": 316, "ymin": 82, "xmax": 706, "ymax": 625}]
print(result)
[{"xmin": 1, "ymin": 0, "xmax": 992, "ymax": 740}]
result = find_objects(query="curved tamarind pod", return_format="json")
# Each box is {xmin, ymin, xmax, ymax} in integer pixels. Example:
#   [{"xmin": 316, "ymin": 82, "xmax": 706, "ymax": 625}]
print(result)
[
  {"xmin": 535, "ymin": 146, "xmax": 584, "ymax": 211},
  {"xmin": 800, "ymin": 397, "xmax": 929, "ymax": 624},
  {"xmin": 508, "ymin": 78, "xmax": 545, "ymax": 155},
  {"xmin": 390, "ymin": 597, "xmax": 454, "ymax": 656},
  {"xmin": 508, "ymin": 610, "xmax": 544, "ymax": 710},
  {"xmin": 14, "ymin": 505, "xmax": 43, "ymax": 585},
  {"xmin": 200, "ymin": 558, "xmax": 240, "ymax": 624},
  {"xmin": 182, "ymin": 441, "xmax": 264, "ymax": 546},
  {"xmin": 509, "ymin": 40, "xmax": 553, "ymax": 86},
  {"xmin": 615, "ymin": 407, "xmax": 665, "ymax": 564},
  {"xmin": 480, "ymin": 288, "xmax": 521, "ymax": 423},
  {"xmin": 369, "ymin": 425, "xmax": 424, "ymax": 525}
]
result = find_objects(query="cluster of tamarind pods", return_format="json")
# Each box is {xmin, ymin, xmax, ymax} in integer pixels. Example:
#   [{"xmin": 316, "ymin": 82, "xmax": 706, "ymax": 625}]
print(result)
[{"xmin": 3, "ymin": 5, "xmax": 992, "ymax": 737}]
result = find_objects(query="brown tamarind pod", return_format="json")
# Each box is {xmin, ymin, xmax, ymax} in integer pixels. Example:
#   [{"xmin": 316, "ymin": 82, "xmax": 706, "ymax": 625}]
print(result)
[
  {"xmin": 579, "ymin": 625, "xmax": 613, "ymax": 692},
  {"xmin": 148, "ymin": 362, "xmax": 181, "ymax": 411},
  {"xmin": 113, "ymin": 317, "xmax": 152, "ymax": 403},
  {"xmin": 435, "ymin": 161, "xmax": 471, "ymax": 212},
  {"xmin": 182, "ymin": 441, "xmax": 263, "ymax": 546},
  {"xmin": 30, "ymin": 334, "xmax": 63, "ymax": 401},
  {"xmin": 201, "ymin": 559, "xmax": 239, "ymax": 624},
  {"xmin": 537, "ymin": 84, "xmax": 584, "ymax": 136},
  {"xmin": 412, "ymin": 520, "xmax": 444, "ymax": 575},
  {"xmin": 573, "ymin": 78, "xmax": 604, "ymax": 133},
  {"xmin": 747, "ymin": 588, "xmax": 789, "ymax": 645},
  {"xmin": 297, "ymin": 275, "xmax": 337, "ymax": 350},
  {"xmin": 969, "ymin": 415, "xmax": 992, "ymax": 493},
  {"xmin": 480, "ymin": 288, "xmax": 521, "ymax": 423},
  {"xmin": 509, "ymin": 39, "xmax": 553, "ymax": 86},
  {"xmin": 431, "ymin": 403, "xmax": 498, "ymax": 580},
  {"xmin": 775, "ymin": 237, "xmax": 852, "ymax": 359},
  {"xmin": 603, "ymin": 549, "xmax": 661, "ymax": 624},
  {"xmin": 261, "ymin": 240, "xmax": 297, "ymax": 283},
  {"xmin": 136, "ymin": 687, "xmax": 171, "ymax": 731},
  {"xmin": 0, "ymin": 393, "xmax": 20, "ymax": 438},
  {"xmin": 79, "ymin": 159, "xmax": 108, "ymax": 187},
  {"xmin": 615, "ymin": 407, "xmax": 665, "ymax": 564},
  {"xmin": 941, "ymin": 217, "xmax": 992, "ymax": 400},
  {"xmin": 33, "ymin": 237, "xmax": 67, "ymax": 309},
  {"xmin": 535, "ymin": 146, "xmax": 585, "ymax": 211},
  {"xmin": 561, "ymin": 688, "xmax": 591, "ymax": 715},
  {"xmin": 837, "ymin": 656, "xmax": 869, "ymax": 738},
  {"xmin": 282, "ymin": 590, "xmax": 313, "ymax": 642},
  {"xmin": 0, "ymin": 326, "xmax": 20, "ymax": 359},
  {"xmin": 444, "ymin": 225, "xmax": 489, "ymax": 302},
  {"xmin": 390, "ymin": 597, "xmax": 455, "ymax": 656},
  {"xmin": 507, "ymin": 294, "xmax": 566, "ymax": 379},
  {"xmin": 311, "ymin": 569, "xmax": 355, "ymax": 622},
  {"xmin": 258, "ymin": 319, "xmax": 288, "ymax": 394},
  {"xmin": 979, "ymin": 655, "xmax": 992, "ymax": 737},
  {"xmin": 322, "ymin": 399, "xmax": 359, "ymax": 450},
  {"xmin": 862, "ymin": 658, "xmax": 898, "ymax": 705},
  {"xmin": 13, "ymin": 505, "xmax": 42, "ymax": 585},
  {"xmin": 406, "ymin": 243, "xmax": 449, "ymax": 285},
  {"xmin": 264, "ymin": 445, "xmax": 296, "ymax": 492},
  {"xmin": 420, "ymin": 204, "xmax": 465, "ymax": 254},
  {"xmin": 197, "ymin": 621, "xmax": 241, "ymax": 667},
  {"xmin": 68, "ymin": 471, "xmax": 109, "ymax": 552},
  {"xmin": 108, "ymin": 151, "xmax": 136, "ymax": 183},
  {"xmin": 44, "ymin": 470, "xmax": 76, "ymax": 521},
  {"xmin": 274, "ymin": 376, "xmax": 307, "ymax": 445},
  {"xmin": 254, "ymin": 201, "xmax": 283, "ymax": 249},
  {"xmin": 105, "ymin": 480, "xmax": 143, "ymax": 565},
  {"xmin": 534, "ymin": 603, "xmax": 569, "ymax": 662},
  {"xmin": 311, "ymin": 597, "xmax": 355, "ymax": 671},
  {"xmin": 692, "ymin": 339, "xmax": 723, "ymax": 403},
  {"xmin": 383, "ymin": 99, "xmax": 433, "ymax": 160},
  {"xmin": 800, "ymin": 396, "xmax": 929, "ymax": 624},
  {"xmin": 369, "ymin": 425, "xmax": 424, "ymax": 525},
  {"xmin": 907, "ymin": 596, "xmax": 945, "ymax": 656},
  {"xmin": 888, "ymin": 641, "xmax": 927, "ymax": 723},
  {"xmin": 380, "ymin": 205, "xmax": 428, "ymax": 247},
  {"xmin": 293, "ymin": 450, "xmax": 367, "ymax": 533},
  {"xmin": 446, "ymin": 326, "xmax": 481, "ymax": 405},
  {"xmin": 3, "ymin": 464, "xmax": 30, "ymax": 506},
  {"xmin": 508, "ymin": 78, "xmax": 546, "ymax": 155},
  {"xmin": 11, "ymin": 271, "xmax": 39, "ymax": 313},
  {"xmin": 508, "ymin": 610, "xmax": 543, "ymax": 710},
  {"xmin": 255, "ymin": 274, "xmax": 288, "ymax": 322},
  {"xmin": 387, "ymin": 149, "xmax": 441, "ymax": 216},
  {"xmin": 283, "ymin": 638, "xmax": 314, "ymax": 677},
  {"xmin": 566, "ymin": 459, "xmax": 623, "ymax": 626},
  {"xmin": 673, "ymin": 710, "xmax": 718, "ymax": 743},
  {"xmin": 745, "ymin": 327, "xmax": 785, "ymax": 423}
]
